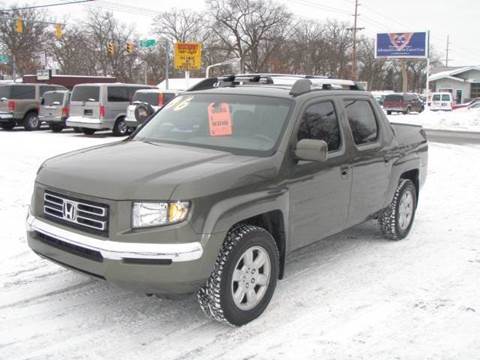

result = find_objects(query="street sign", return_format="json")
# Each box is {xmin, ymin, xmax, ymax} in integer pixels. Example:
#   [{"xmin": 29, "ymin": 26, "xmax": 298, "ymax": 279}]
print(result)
[
  {"xmin": 375, "ymin": 32, "xmax": 429, "ymax": 59},
  {"xmin": 0, "ymin": 55, "xmax": 9, "ymax": 64},
  {"xmin": 37, "ymin": 69, "xmax": 51, "ymax": 80},
  {"xmin": 139, "ymin": 39, "xmax": 157, "ymax": 48},
  {"xmin": 174, "ymin": 42, "xmax": 202, "ymax": 70}
]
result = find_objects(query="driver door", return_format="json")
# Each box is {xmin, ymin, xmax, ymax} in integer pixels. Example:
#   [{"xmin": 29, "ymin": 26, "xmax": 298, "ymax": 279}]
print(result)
[{"xmin": 287, "ymin": 99, "xmax": 352, "ymax": 251}]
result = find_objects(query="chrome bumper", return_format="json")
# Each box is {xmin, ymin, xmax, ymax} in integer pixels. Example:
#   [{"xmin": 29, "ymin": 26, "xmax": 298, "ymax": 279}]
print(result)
[
  {"xmin": 66, "ymin": 116, "xmax": 105, "ymax": 129},
  {"xmin": 26, "ymin": 214, "xmax": 203, "ymax": 262}
]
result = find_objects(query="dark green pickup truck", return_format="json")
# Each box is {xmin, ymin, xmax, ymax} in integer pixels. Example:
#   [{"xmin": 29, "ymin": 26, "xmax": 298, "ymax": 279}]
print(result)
[{"xmin": 27, "ymin": 75, "xmax": 428, "ymax": 326}]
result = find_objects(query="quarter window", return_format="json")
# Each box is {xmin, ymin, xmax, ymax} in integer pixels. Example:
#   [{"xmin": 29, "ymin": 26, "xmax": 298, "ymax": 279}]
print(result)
[
  {"xmin": 344, "ymin": 99, "xmax": 378, "ymax": 145},
  {"xmin": 297, "ymin": 101, "xmax": 341, "ymax": 152}
]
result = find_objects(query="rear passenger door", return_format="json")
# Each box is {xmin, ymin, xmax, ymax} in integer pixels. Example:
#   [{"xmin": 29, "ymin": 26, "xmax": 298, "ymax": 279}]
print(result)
[
  {"xmin": 288, "ymin": 99, "xmax": 352, "ymax": 250},
  {"xmin": 343, "ymin": 98, "xmax": 392, "ymax": 227}
]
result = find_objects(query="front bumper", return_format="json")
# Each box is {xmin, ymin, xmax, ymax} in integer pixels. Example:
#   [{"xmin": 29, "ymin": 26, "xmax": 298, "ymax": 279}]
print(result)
[
  {"xmin": 66, "ymin": 116, "xmax": 106, "ymax": 130},
  {"xmin": 27, "ymin": 214, "xmax": 203, "ymax": 262},
  {"xmin": 27, "ymin": 214, "xmax": 214, "ymax": 294}
]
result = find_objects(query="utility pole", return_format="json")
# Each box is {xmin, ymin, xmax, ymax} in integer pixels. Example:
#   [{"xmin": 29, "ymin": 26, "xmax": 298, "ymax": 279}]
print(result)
[
  {"xmin": 445, "ymin": 35, "xmax": 451, "ymax": 67},
  {"xmin": 348, "ymin": 0, "xmax": 364, "ymax": 81}
]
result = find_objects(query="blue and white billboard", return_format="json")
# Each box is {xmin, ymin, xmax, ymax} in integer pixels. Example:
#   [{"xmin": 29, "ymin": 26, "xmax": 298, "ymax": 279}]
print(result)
[{"xmin": 375, "ymin": 32, "xmax": 429, "ymax": 59}]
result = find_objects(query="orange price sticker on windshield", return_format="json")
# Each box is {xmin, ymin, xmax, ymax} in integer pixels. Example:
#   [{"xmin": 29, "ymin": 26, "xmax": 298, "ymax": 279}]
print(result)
[{"xmin": 208, "ymin": 102, "xmax": 232, "ymax": 136}]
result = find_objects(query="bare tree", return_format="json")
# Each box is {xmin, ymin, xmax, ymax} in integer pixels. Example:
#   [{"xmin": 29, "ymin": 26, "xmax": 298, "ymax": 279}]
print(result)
[
  {"xmin": 0, "ymin": 6, "xmax": 48, "ymax": 77},
  {"xmin": 207, "ymin": 0, "xmax": 293, "ymax": 72}
]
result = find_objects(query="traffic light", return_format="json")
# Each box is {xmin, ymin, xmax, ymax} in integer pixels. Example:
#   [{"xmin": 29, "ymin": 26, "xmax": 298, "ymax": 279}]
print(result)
[
  {"xmin": 16, "ymin": 17, "xmax": 23, "ymax": 33},
  {"xmin": 55, "ymin": 24, "xmax": 62, "ymax": 40},
  {"xmin": 107, "ymin": 42, "xmax": 115, "ymax": 56},
  {"xmin": 126, "ymin": 42, "xmax": 134, "ymax": 54}
]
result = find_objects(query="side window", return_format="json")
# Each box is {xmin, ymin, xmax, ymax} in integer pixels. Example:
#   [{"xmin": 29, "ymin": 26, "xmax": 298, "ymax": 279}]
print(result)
[
  {"xmin": 11, "ymin": 86, "xmax": 35, "ymax": 99},
  {"xmin": 108, "ymin": 87, "xmax": 129, "ymax": 102},
  {"xmin": 344, "ymin": 99, "xmax": 379, "ymax": 146},
  {"xmin": 297, "ymin": 101, "xmax": 341, "ymax": 152}
]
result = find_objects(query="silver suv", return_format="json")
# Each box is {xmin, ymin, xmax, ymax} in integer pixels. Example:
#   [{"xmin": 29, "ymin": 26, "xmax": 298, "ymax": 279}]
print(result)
[{"xmin": 67, "ymin": 83, "xmax": 154, "ymax": 136}]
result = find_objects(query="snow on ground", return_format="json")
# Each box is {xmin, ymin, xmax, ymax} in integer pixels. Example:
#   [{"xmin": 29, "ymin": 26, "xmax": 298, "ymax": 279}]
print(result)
[
  {"xmin": 1, "ymin": 129, "xmax": 480, "ymax": 359},
  {"xmin": 388, "ymin": 108, "xmax": 480, "ymax": 132}
]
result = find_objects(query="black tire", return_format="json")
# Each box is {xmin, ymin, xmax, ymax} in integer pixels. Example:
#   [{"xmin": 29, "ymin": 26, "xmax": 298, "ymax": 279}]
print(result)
[
  {"xmin": 113, "ymin": 117, "xmax": 128, "ymax": 136},
  {"xmin": 197, "ymin": 224, "xmax": 279, "ymax": 326},
  {"xmin": 387, "ymin": 110, "xmax": 392, "ymax": 115},
  {"xmin": 379, "ymin": 179, "xmax": 417, "ymax": 240},
  {"xmin": 403, "ymin": 107, "xmax": 410, "ymax": 115},
  {"xmin": 0, "ymin": 121, "xmax": 15, "ymax": 130},
  {"xmin": 82, "ymin": 128, "xmax": 96, "ymax": 135},
  {"xmin": 73, "ymin": 127, "xmax": 82, "ymax": 133},
  {"xmin": 24, "ymin": 112, "xmax": 40, "ymax": 131},
  {"xmin": 50, "ymin": 124, "xmax": 64, "ymax": 133}
]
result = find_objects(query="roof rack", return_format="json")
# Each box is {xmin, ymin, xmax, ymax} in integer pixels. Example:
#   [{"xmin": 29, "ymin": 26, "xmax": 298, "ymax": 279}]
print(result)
[{"xmin": 189, "ymin": 73, "xmax": 364, "ymax": 95}]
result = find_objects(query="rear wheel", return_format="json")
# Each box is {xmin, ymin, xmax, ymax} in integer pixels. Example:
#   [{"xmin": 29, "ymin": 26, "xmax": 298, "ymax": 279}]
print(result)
[
  {"xmin": 197, "ymin": 224, "xmax": 279, "ymax": 326},
  {"xmin": 113, "ymin": 117, "xmax": 128, "ymax": 136},
  {"xmin": 0, "ymin": 121, "xmax": 15, "ymax": 130},
  {"xmin": 50, "ymin": 123, "xmax": 64, "ymax": 132},
  {"xmin": 387, "ymin": 110, "xmax": 392, "ymax": 115},
  {"xmin": 82, "ymin": 128, "xmax": 96, "ymax": 135},
  {"xmin": 24, "ymin": 113, "xmax": 40, "ymax": 131},
  {"xmin": 379, "ymin": 179, "xmax": 417, "ymax": 240}
]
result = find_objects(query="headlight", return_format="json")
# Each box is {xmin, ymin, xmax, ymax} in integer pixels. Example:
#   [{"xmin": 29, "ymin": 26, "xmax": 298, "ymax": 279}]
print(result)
[{"xmin": 132, "ymin": 201, "xmax": 190, "ymax": 228}]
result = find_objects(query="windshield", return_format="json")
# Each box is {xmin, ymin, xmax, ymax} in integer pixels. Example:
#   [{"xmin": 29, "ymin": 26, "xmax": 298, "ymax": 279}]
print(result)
[
  {"xmin": 133, "ymin": 92, "xmax": 159, "ymax": 105},
  {"xmin": 71, "ymin": 86, "xmax": 100, "ymax": 102},
  {"xmin": 134, "ymin": 93, "xmax": 292, "ymax": 155},
  {"xmin": 43, "ymin": 92, "xmax": 64, "ymax": 105}
]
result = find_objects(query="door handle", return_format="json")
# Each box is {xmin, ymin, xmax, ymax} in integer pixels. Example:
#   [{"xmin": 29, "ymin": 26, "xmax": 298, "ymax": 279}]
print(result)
[{"xmin": 340, "ymin": 166, "xmax": 349, "ymax": 177}]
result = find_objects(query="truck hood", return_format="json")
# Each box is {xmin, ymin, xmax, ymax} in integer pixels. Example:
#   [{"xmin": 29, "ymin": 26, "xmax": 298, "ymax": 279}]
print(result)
[{"xmin": 36, "ymin": 140, "xmax": 277, "ymax": 200}]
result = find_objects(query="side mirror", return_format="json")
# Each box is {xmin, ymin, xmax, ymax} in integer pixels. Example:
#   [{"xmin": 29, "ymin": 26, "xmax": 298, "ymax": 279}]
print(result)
[{"xmin": 295, "ymin": 139, "xmax": 328, "ymax": 162}]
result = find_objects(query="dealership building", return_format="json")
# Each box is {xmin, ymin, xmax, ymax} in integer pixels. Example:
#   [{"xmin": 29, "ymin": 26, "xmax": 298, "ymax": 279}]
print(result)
[{"xmin": 429, "ymin": 66, "xmax": 480, "ymax": 103}]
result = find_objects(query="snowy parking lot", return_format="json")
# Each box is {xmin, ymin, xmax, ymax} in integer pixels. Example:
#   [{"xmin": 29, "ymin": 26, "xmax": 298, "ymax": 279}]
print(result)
[{"xmin": 1, "ymin": 128, "xmax": 480, "ymax": 359}]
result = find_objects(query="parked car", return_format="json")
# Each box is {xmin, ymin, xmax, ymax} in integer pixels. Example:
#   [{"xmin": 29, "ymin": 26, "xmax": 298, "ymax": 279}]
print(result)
[
  {"xmin": 125, "ymin": 89, "xmax": 178, "ymax": 129},
  {"xmin": 39, "ymin": 90, "xmax": 73, "ymax": 132},
  {"xmin": 0, "ymin": 83, "xmax": 66, "ymax": 131},
  {"xmin": 27, "ymin": 75, "xmax": 428, "ymax": 326},
  {"xmin": 452, "ymin": 98, "xmax": 480, "ymax": 110},
  {"xmin": 66, "ymin": 83, "xmax": 155, "ymax": 136},
  {"xmin": 430, "ymin": 92, "xmax": 453, "ymax": 111},
  {"xmin": 383, "ymin": 93, "xmax": 424, "ymax": 115}
]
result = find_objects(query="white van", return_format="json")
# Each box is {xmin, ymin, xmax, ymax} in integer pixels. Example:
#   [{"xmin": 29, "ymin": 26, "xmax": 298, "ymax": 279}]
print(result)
[
  {"xmin": 430, "ymin": 92, "xmax": 453, "ymax": 111},
  {"xmin": 67, "ymin": 83, "xmax": 155, "ymax": 136}
]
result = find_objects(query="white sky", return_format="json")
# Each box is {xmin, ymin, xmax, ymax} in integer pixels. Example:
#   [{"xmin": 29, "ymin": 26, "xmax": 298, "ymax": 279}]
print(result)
[{"xmin": 1, "ymin": 0, "xmax": 480, "ymax": 67}]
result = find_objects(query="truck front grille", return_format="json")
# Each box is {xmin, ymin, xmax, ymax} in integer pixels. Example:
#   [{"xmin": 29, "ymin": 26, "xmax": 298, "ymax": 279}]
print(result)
[{"xmin": 43, "ymin": 191, "xmax": 109, "ymax": 236}]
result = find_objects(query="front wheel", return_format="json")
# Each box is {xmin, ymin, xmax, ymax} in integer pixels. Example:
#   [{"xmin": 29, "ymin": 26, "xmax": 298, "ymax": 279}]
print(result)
[
  {"xmin": 197, "ymin": 224, "xmax": 279, "ymax": 326},
  {"xmin": 24, "ymin": 113, "xmax": 40, "ymax": 131},
  {"xmin": 113, "ymin": 117, "xmax": 128, "ymax": 136},
  {"xmin": 50, "ymin": 123, "xmax": 64, "ymax": 132},
  {"xmin": 82, "ymin": 128, "xmax": 96, "ymax": 135},
  {"xmin": 379, "ymin": 179, "xmax": 417, "ymax": 240}
]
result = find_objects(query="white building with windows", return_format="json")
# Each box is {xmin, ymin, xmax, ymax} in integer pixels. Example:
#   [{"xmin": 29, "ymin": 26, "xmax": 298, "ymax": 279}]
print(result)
[{"xmin": 430, "ymin": 66, "xmax": 480, "ymax": 103}]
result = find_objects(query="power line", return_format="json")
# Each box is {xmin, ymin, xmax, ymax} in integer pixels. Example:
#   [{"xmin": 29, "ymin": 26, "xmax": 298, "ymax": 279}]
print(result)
[{"xmin": 0, "ymin": 0, "xmax": 95, "ymax": 12}]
